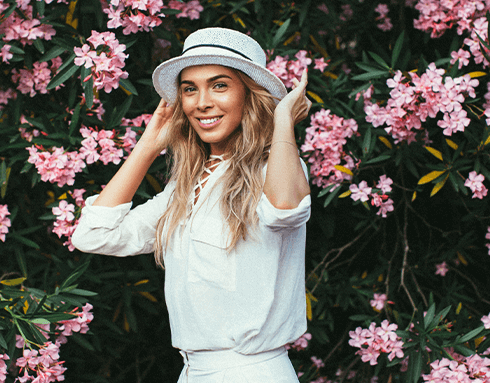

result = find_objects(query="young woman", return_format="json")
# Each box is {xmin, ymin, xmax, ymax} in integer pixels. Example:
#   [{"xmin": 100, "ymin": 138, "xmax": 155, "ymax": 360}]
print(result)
[{"xmin": 72, "ymin": 27, "xmax": 312, "ymax": 382}]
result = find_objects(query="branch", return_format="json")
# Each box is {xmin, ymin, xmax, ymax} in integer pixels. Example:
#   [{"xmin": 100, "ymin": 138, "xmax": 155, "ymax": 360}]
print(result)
[
  {"xmin": 399, "ymin": 199, "xmax": 417, "ymax": 313},
  {"xmin": 307, "ymin": 221, "xmax": 376, "ymax": 294}
]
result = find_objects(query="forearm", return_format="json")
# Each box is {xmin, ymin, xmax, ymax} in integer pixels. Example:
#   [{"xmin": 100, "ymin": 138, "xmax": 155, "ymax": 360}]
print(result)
[
  {"xmin": 92, "ymin": 139, "xmax": 161, "ymax": 207},
  {"xmin": 263, "ymin": 112, "xmax": 310, "ymax": 210}
]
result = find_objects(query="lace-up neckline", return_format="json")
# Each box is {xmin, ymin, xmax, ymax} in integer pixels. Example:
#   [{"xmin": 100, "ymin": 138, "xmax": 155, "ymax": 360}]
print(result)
[{"xmin": 192, "ymin": 154, "xmax": 225, "ymax": 206}]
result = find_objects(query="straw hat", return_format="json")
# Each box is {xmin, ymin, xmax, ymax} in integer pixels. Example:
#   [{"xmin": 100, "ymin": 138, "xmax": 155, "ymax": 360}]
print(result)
[{"xmin": 152, "ymin": 27, "xmax": 287, "ymax": 104}]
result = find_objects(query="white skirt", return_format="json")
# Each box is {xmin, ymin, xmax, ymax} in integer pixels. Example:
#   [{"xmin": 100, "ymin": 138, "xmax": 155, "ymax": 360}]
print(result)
[{"xmin": 177, "ymin": 346, "xmax": 299, "ymax": 383}]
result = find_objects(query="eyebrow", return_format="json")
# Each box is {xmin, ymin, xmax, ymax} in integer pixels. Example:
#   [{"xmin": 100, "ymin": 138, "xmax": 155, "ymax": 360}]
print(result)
[{"xmin": 179, "ymin": 74, "xmax": 233, "ymax": 85}]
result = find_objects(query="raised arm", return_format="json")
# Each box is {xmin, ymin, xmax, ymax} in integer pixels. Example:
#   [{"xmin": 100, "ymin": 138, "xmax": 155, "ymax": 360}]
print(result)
[
  {"xmin": 92, "ymin": 99, "xmax": 174, "ymax": 207},
  {"xmin": 263, "ymin": 69, "xmax": 311, "ymax": 209}
]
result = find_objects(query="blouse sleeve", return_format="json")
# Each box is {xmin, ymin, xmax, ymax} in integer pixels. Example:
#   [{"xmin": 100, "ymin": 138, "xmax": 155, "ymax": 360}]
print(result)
[
  {"xmin": 71, "ymin": 183, "xmax": 174, "ymax": 256},
  {"xmin": 256, "ymin": 158, "xmax": 311, "ymax": 230}
]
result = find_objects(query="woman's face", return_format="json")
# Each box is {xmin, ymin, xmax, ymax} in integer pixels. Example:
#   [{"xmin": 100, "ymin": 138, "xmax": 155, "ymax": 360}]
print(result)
[{"xmin": 180, "ymin": 65, "xmax": 247, "ymax": 156}]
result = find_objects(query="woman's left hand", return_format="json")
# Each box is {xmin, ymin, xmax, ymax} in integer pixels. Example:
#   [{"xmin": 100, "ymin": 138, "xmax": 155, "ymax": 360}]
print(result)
[{"xmin": 275, "ymin": 69, "xmax": 312, "ymax": 125}]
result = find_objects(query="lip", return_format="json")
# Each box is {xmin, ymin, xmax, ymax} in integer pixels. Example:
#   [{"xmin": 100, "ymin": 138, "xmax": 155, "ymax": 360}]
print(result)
[{"xmin": 196, "ymin": 116, "xmax": 223, "ymax": 128}]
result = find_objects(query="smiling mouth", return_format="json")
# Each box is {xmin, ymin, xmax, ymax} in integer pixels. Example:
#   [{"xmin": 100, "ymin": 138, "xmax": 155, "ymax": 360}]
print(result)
[{"xmin": 197, "ymin": 116, "xmax": 222, "ymax": 127}]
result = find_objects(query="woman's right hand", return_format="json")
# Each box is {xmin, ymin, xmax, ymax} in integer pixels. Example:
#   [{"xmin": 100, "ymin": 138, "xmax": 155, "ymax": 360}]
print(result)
[{"xmin": 139, "ymin": 99, "xmax": 175, "ymax": 153}]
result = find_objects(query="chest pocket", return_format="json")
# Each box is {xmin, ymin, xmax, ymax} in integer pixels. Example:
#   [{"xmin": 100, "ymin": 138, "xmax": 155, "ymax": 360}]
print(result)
[{"xmin": 188, "ymin": 217, "xmax": 236, "ymax": 291}]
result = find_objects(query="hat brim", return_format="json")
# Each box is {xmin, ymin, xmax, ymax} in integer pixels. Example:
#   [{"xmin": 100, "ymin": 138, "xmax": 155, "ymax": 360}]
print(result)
[{"xmin": 152, "ymin": 50, "xmax": 287, "ymax": 105}]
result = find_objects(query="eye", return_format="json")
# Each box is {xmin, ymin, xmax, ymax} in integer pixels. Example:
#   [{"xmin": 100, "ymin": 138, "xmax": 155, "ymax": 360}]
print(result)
[
  {"xmin": 182, "ymin": 85, "xmax": 196, "ymax": 93},
  {"xmin": 214, "ymin": 82, "xmax": 227, "ymax": 90}
]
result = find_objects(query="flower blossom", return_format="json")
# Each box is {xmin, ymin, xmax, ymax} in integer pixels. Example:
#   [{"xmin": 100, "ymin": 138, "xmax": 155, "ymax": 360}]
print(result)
[
  {"xmin": 11, "ymin": 58, "xmax": 62, "ymax": 97},
  {"xmin": 422, "ymin": 353, "xmax": 490, "ymax": 383},
  {"xmin": 0, "ymin": 205, "xmax": 11, "ymax": 242},
  {"xmin": 167, "ymin": 0, "xmax": 204, "ymax": 20},
  {"xmin": 301, "ymin": 109, "xmax": 358, "ymax": 189},
  {"xmin": 286, "ymin": 332, "xmax": 312, "ymax": 351},
  {"xmin": 350, "ymin": 181, "xmax": 372, "ymax": 202},
  {"xmin": 370, "ymin": 293, "xmax": 387, "ymax": 311},
  {"xmin": 267, "ymin": 51, "xmax": 327, "ymax": 88},
  {"xmin": 27, "ymin": 145, "xmax": 86, "ymax": 188},
  {"xmin": 364, "ymin": 64, "xmax": 478, "ymax": 143},
  {"xmin": 482, "ymin": 313, "xmax": 490, "ymax": 329},
  {"xmin": 349, "ymin": 320, "xmax": 404, "ymax": 365},
  {"xmin": 103, "ymin": 0, "xmax": 168, "ymax": 34},
  {"xmin": 435, "ymin": 261, "xmax": 449, "ymax": 276},
  {"xmin": 15, "ymin": 342, "xmax": 67, "ymax": 382},
  {"xmin": 374, "ymin": 3, "xmax": 393, "ymax": 31},
  {"xmin": 74, "ymin": 31, "xmax": 128, "ymax": 93},
  {"xmin": 464, "ymin": 171, "xmax": 488, "ymax": 199},
  {"xmin": 0, "ymin": 2, "xmax": 56, "ymax": 46},
  {"xmin": 0, "ymin": 354, "xmax": 8, "ymax": 383}
]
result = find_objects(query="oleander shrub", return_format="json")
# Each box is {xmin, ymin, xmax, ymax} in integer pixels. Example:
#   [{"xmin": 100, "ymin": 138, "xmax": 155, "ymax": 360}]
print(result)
[{"xmin": 1, "ymin": 1, "xmax": 490, "ymax": 382}]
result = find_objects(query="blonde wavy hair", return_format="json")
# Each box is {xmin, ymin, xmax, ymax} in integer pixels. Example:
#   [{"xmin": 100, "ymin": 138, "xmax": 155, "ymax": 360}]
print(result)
[{"xmin": 153, "ymin": 67, "xmax": 277, "ymax": 268}]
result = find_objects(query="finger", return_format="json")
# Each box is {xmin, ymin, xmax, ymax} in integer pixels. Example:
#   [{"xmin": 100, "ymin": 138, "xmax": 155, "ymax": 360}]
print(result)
[
  {"xmin": 301, "ymin": 68, "xmax": 308, "ymax": 84},
  {"xmin": 291, "ymin": 78, "xmax": 300, "ymax": 89}
]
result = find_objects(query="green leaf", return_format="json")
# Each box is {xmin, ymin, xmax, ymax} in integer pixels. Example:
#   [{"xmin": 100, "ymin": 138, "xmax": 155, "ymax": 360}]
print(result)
[
  {"xmin": 424, "ymin": 303, "xmax": 436, "ymax": 330},
  {"xmin": 108, "ymin": 95, "xmax": 133, "ymax": 129},
  {"xmin": 31, "ymin": 318, "xmax": 50, "ymax": 325},
  {"xmin": 364, "ymin": 154, "xmax": 391, "ymax": 165},
  {"xmin": 391, "ymin": 31, "xmax": 405, "ymax": 68},
  {"xmin": 10, "ymin": 234, "xmax": 39, "ymax": 249},
  {"xmin": 69, "ymin": 101, "xmax": 82, "ymax": 136},
  {"xmin": 317, "ymin": 183, "xmax": 336, "ymax": 198},
  {"xmin": 39, "ymin": 46, "xmax": 66, "ymax": 63},
  {"xmin": 0, "ymin": 333, "xmax": 7, "ymax": 350},
  {"xmin": 407, "ymin": 350, "xmax": 423, "ymax": 383},
  {"xmin": 47, "ymin": 56, "xmax": 78, "ymax": 90},
  {"xmin": 362, "ymin": 127, "xmax": 372, "ymax": 156},
  {"xmin": 368, "ymin": 51, "xmax": 390, "ymax": 69},
  {"xmin": 351, "ymin": 70, "xmax": 390, "ymax": 81},
  {"xmin": 272, "ymin": 19, "xmax": 291, "ymax": 47},
  {"xmin": 118, "ymin": 78, "xmax": 138, "ymax": 96},
  {"xmin": 59, "ymin": 259, "xmax": 91, "ymax": 291},
  {"xmin": 68, "ymin": 288, "xmax": 98, "ymax": 297},
  {"xmin": 459, "ymin": 326, "xmax": 484, "ymax": 343},
  {"xmin": 324, "ymin": 185, "xmax": 342, "ymax": 207},
  {"xmin": 33, "ymin": 38, "xmax": 45, "ymax": 54}
]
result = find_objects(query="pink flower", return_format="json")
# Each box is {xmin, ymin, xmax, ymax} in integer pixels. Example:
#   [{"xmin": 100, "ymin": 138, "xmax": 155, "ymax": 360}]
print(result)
[
  {"xmin": 349, "ymin": 321, "xmax": 403, "ymax": 366},
  {"xmin": 370, "ymin": 293, "xmax": 387, "ymax": 311},
  {"xmin": 311, "ymin": 356, "xmax": 325, "ymax": 368},
  {"xmin": 73, "ymin": 31, "xmax": 128, "ymax": 93},
  {"xmin": 481, "ymin": 313, "xmax": 490, "ymax": 329},
  {"xmin": 350, "ymin": 181, "xmax": 372, "ymax": 202},
  {"xmin": 314, "ymin": 57, "xmax": 329, "ymax": 72},
  {"xmin": 465, "ymin": 171, "xmax": 488, "ymax": 199},
  {"xmin": 0, "ymin": 204, "xmax": 11, "ymax": 242},
  {"xmin": 52, "ymin": 200, "xmax": 75, "ymax": 222},
  {"xmin": 435, "ymin": 261, "xmax": 449, "ymax": 276},
  {"xmin": 0, "ymin": 354, "xmax": 9, "ymax": 383},
  {"xmin": 286, "ymin": 332, "xmax": 312, "ymax": 351}
]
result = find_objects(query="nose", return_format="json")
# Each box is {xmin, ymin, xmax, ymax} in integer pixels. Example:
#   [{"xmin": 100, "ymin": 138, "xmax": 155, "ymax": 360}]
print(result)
[{"xmin": 197, "ymin": 89, "xmax": 213, "ymax": 111}]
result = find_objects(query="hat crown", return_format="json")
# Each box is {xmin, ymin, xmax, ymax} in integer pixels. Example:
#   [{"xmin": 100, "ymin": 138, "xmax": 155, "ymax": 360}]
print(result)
[{"xmin": 182, "ymin": 28, "xmax": 266, "ymax": 67}]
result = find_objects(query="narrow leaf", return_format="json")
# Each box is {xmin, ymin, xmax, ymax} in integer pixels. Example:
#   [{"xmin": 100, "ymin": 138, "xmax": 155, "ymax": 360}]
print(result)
[
  {"xmin": 418, "ymin": 170, "xmax": 446, "ymax": 185},
  {"xmin": 391, "ymin": 31, "xmax": 405, "ymax": 68},
  {"xmin": 430, "ymin": 173, "xmax": 449, "ymax": 197},
  {"xmin": 368, "ymin": 51, "xmax": 390, "ymax": 69},
  {"xmin": 334, "ymin": 165, "xmax": 353, "ymax": 176},
  {"xmin": 425, "ymin": 146, "xmax": 443, "ymax": 161},
  {"xmin": 339, "ymin": 190, "xmax": 352, "ymax": 198},
  {"xmin": 47, "ymin": 62, "xmax": 79, "ymax": 90},
  {"xmin": 459, "ymin": 326, "xmax": 484, "ymax": 343},
  {"xmin": 378, "ymin": 136, "xmax": 392, "ymax": 149},
  {"xmin": 119, "ymin": 78, "xmax": 138, "ymax": 96},
  {"xmin": 272, "ymin": 19, "xmax": 291, "ymax": 47}
]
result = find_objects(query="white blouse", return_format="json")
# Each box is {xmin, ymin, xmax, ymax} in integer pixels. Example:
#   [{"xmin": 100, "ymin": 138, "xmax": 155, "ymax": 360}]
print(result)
[{"xmin": 71, "ymin": 160, "xmax": 311, "ymax": 354}]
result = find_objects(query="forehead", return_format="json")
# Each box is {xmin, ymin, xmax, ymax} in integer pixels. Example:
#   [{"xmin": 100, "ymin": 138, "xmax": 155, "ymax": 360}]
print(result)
[{"xmin": 180, "ymin": 64, "xmax": 238, "ymax": 81}]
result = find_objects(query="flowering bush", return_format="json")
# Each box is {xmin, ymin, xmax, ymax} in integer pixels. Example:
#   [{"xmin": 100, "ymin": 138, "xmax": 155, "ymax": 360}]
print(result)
[{"xmin": 2, "ymin": 0, "xmax": 490, "ymax": 382}]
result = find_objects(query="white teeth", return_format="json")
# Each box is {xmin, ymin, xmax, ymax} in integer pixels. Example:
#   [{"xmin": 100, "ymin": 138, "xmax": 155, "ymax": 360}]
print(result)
[{"xmin": 200, "ymin": 117, "xmax": 220, "ymax": 124}]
